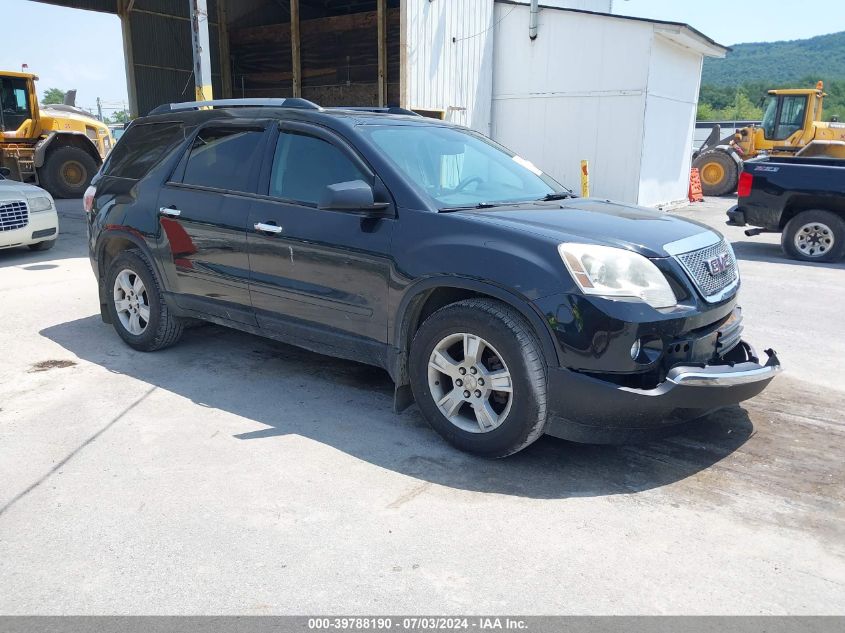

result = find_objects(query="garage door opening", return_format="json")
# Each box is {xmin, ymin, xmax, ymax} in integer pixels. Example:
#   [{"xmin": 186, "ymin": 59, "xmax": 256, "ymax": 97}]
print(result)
[{"xmin": 227, "ymin": 0, "xmax": 401, "ymax": 108}]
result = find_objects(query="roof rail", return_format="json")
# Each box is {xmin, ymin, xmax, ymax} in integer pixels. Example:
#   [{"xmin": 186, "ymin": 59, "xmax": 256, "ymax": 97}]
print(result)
[
  {"xmin": 149, "ymin": 98, "xmax": 321, "ymax": 115},
  {"xmin": 330, "ymin": 106, "xmax": 422, "ymax": 117}
]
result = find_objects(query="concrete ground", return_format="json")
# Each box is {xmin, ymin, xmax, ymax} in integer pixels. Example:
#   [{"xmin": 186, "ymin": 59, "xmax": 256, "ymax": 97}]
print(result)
[{"xmin": 0, "ymin": 197, "xmax": 843, "ymax": 615}]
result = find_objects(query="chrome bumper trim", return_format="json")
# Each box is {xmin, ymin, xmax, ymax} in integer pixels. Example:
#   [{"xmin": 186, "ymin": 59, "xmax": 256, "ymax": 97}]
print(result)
[{"xmin": 667, "ymin": 349, "xmax": 782, "ymax": 387}]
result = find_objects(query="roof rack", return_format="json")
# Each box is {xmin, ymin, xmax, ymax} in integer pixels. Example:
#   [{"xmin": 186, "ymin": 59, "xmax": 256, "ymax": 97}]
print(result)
[
  {"xmin": 330, "ymin": 106, "xmax": 422, "ymax": 117},
  {"xmin": 149, "ymin": 98, "xmax": 321, "ymax": 115}
]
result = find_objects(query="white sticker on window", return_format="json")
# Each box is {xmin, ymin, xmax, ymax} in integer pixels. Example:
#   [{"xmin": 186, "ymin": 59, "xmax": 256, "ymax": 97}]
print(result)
[{"xmin": 512, "ymin": 155, "xmax": 542, "ymax": 176}]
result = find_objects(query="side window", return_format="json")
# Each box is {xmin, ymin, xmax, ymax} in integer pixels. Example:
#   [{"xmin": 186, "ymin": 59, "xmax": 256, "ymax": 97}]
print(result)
[
  {"xmin": 103, "ymin": 122, "xmax": 185, "ymax": 180},
  {"xmin": 1, "ymin": 77, "xmax": 31, "ymax": 130},
  {"xmin": 182, "ymin": 127, "xmax": 265, "ymax": 193},
  {"xmin": 270, "ymin": 131, "xmax": 367, "ymax": 205},
  {"xmin": 775, "ymin": 96, "xmax": 807, "ymax": 140}
]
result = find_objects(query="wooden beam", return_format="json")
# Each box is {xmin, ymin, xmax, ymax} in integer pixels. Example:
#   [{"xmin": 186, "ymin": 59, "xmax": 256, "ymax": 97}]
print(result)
[
  {"xmin": 377, "ymin": 0, "xmax": 387, "ymax": 106},
  {"xmin": 230, "ymin": 11, "xmax": 394, "ymax": 45},
  {"xmin": 290, "ymin": 0, "xmax": 301, "ymax": 97},
  {"xmin": 217, "ymin": 0, "xmax": 233, "ymax": 98}
]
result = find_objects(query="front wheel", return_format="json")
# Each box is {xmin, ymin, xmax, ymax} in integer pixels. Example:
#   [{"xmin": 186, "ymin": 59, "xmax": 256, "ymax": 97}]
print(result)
[
  {"xmin": 105, "ymin": 250, "xmax": 184, "ymax": 351},
  {"xmin": 409, "ymin": 298, "xmax": 548, "ymax": 458},
  {"xmin": 39, "ymin": 146, "xmax": 99, "ymax": 198},
  {"xmin": 781, "ymin": 210, "xmax": 845, "ymax": 262}
]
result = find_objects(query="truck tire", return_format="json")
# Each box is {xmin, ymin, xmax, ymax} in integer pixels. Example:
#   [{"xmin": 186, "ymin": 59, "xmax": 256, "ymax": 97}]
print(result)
[
  {"xmin": 39, "ymin": 145, "xmax": 99, "ymax": 198},
  {"xmin": 409, "ymin": 298, "xmax": 548, "ymax": 458},
  {"xmin": 781, "ymin": 210, "xmax": 845, "ymax": 262},
  {"xmin": 692, "ymin": 150, "xmax": 739, "ymax": 197},
  {"xmin": 105, "ymin": 249, "xmax": 184, "ymax": 351}
]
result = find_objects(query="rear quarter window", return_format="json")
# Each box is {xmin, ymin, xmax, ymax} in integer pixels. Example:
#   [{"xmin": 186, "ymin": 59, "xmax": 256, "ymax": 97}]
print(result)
[{"xmin": 101, "ymin": 121, "xmax": 186, "ymax": 180}]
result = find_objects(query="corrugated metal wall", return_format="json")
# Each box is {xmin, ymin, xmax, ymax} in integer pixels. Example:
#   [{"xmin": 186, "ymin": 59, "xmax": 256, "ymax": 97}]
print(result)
[
  {"xmin": 125, "ymin": 0, "xmax": 222, "ymax": 115},
  {"xmin": 403, "ymin": 0, "xmax": 495, "ymax": 133}
]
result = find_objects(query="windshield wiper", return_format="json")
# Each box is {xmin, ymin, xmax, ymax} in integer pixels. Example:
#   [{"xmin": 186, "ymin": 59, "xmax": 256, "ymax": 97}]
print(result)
[
  {"xmin": 439, "ymin": 202, "xmax": 507, "ymax": 212},
  {"xmin": 537, "ymin": 191, "xmax": 576, "ymax": 201}
]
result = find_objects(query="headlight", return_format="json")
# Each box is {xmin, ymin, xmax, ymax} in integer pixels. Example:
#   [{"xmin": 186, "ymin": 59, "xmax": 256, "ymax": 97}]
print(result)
[
  {"xmin": 27, "ymin": 196, "xmax": 53, "ymax": 213},
  {"xmin": 558, "ymin": 243, "xmax": 677, "ymax": 308}
]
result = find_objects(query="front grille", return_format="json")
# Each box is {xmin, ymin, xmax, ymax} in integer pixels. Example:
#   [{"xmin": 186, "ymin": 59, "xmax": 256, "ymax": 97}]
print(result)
[
  {"xmin": 674, "ymin": 238, "xmax": 738, "ymax": 301},
  {"xmin": 0, "ymin": 200, "xmax": 28, "ymax": 232}
]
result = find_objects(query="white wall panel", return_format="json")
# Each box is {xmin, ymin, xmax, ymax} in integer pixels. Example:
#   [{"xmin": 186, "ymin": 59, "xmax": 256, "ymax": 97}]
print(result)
[
  {"xmin": 491, "ymin": 3, "xmax": 652, "ymax": 202},
  {"xmin": 404, "ymin": 0, "xmax": 495, "ymax": 133},
  {"xmin": 638, "ymin": 36, "xmax": 702, "ymax": 207}
]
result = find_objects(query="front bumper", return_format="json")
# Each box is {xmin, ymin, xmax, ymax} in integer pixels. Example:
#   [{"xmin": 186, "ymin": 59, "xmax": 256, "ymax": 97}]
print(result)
[
  {"xmin": 545, "ymin": 342, "xmax": 781, "ymax": 444},
  {"xmin": 0, "ymin": 209, "xmax": 59, "ymax": 249}
]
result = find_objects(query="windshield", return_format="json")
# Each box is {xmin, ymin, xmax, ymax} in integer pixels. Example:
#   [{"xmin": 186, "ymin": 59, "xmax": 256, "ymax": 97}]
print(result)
[
  {"xmin": 761, "ymin": 96, "xmax": 778, "ymax": 139},
  {"xmin": 361, "ymin": 124, "xmax": 564, "ymax": 208}
]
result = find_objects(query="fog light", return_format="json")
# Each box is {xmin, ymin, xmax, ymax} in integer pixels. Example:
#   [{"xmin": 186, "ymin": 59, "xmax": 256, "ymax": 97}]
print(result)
[{"xmin": 630, "ymin": 339, "xmax": 642, "ymax": 361}]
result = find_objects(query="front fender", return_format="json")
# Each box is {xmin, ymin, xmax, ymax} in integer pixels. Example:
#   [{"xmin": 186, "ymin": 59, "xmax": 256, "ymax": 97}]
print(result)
[
  {"xmin": 35, "ymin": 131, "xmax": 101, "ymax": 167},
  {"xmin": 391, "ymin": 275, "xmax": 563, "ymax": 384}
]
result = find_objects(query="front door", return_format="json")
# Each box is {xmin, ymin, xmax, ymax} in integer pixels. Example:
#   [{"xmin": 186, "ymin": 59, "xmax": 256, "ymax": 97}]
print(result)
[
  {"xmin": 156, "ymin": 124, "xmax": 268, "ymax": 325},
  {"xmin": 247, "ymin": 123, "xmax": 394, "ymax": 356}
]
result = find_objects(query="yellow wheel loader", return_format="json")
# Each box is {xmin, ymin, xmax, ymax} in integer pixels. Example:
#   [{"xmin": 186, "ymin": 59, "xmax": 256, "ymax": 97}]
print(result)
[
  {"xmin": 1, "ymin": 71, "xmax": 114, "ymax": 198},
  {"xmin": 693, "ymin": 82, "xmax": 845, "ymax": 196}
]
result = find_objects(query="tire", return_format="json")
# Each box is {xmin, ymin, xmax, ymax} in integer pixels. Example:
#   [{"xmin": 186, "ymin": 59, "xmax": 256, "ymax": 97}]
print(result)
[
  {"xmin": 28, "ymin": 239, "xmax": 56, "ymax": 251},
  {"xmin": 692, "ymin": 150, "xmax": 739, "ymax": 196},
  {"xmin": 38, "ymin": 145, "xmax": 99, "ymax": 198},
  {"xmin": 409, "ymin": 298, "xmax": 548, "ymax": 458},
  {"xmin": 105, "ymin": 249, "xmax": 184, "ymax": 351},
  {"xmin": 781, "ymin": 210, "xmax": 845, "ymax": 262}
]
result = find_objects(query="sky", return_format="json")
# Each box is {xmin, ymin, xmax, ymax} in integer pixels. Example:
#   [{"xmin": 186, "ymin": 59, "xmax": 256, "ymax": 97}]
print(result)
[
  {"xmin": 1, "ymin": 1, "xmax": 128, "ymax": 115},
  {"xmin": 3, "ymin": 0, "xmax": 845, "ymax": 111},
  {"xmin": 612, "ymin": 0, "xmax": 845, "ymax": 46}
]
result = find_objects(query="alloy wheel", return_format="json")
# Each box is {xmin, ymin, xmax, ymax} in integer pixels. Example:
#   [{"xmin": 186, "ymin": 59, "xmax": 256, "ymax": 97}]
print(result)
[
  {"xmin": 113, "ymin": 269, "xmax": 150, "ymax": 335},
  {"xmin": 427, "ymin": 332, "xmax": 514, "ymax": 433}
]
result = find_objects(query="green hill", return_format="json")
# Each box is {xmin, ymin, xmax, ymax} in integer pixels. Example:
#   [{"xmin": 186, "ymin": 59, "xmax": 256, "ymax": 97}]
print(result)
[
  {"xmin": 702, "ymin": 31, "xmax": 845, "ymax": 86},
  {"xmin": 698, "ymin": 31, "xmax": 845, "ymax": 121}
]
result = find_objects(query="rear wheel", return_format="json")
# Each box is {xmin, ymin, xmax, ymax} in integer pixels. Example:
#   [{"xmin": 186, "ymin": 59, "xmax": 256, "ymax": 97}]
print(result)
[
  {"xmin": 782, "ymin": 210, "xmax": 845, "ymax": 262},
  {"xmin": 105, "ymin": 250, "xmax": 184, "ymax": 351},
  {"xmin": 39, "ymin": 145, "xmax": 99, "ymax": 198},
  {"xmin": 409, "ymin": 298, "xmax": 548, "ymax": 458},
  {"xmin": 692, "ymin": 150, "xmax": 739, "ymax": 196}
]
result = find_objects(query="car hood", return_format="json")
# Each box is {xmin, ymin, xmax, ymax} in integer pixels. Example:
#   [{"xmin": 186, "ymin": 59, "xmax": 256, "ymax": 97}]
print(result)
[
  {"xmin": 456, "ymin": 198, "xmax": 718, "ymax": 258},
  {"xmin": 0, "ymin": 180, "xmax": 50, "ymax": 199}
]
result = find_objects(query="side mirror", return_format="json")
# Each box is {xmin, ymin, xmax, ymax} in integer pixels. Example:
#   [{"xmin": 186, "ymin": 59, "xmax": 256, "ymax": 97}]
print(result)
[
  {"xmin": 0, "ymin": 167, "xmax": 11, "ymax": 179},
  {"xmin": 318, "ymin": 180, "xmax": 391, "ymax": 216}
]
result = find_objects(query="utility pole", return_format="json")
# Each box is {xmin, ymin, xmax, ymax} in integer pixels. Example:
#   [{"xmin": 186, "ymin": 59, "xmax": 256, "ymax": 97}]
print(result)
[
  {"xmin": 189, "ymin": 0, "xmax": 213, "ymax": 102},
  {"xmin": 97, "ymin": 97, "xmax": 103, "ymax": 122}
]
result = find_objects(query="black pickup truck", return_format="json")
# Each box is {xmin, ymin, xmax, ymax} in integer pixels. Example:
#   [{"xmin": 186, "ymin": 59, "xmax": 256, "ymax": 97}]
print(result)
[{"xmin": 727, "ymin": 156, "xmax": 845, "ymax": 262}]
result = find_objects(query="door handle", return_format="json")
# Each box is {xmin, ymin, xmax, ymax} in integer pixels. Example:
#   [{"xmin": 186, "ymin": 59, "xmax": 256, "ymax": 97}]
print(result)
[
  {"xmin": 159, "ymin": 207, "xmax": 182, "ymax": 218},
  {"xmin": 254, "ymin": 222, "xmax": 283, "ymax": 235}
]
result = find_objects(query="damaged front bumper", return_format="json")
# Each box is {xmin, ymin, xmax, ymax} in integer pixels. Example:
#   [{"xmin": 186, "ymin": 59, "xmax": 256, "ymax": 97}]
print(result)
[{"xmin": 545, "ymin": 343, "xmax": 781, "ymax": 444}]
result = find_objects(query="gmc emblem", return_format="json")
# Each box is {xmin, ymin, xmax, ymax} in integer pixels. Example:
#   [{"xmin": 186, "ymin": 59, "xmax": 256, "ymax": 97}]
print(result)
[{"xmin": 705, "ymin": 252, "xmax": 731, "ymax": 276}]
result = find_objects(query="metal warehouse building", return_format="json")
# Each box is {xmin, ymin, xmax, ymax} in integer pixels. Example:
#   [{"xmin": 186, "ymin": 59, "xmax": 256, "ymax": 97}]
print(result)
[{"xmin": 32, "ymin": 0, "xmax": 726, "ymax": 206}]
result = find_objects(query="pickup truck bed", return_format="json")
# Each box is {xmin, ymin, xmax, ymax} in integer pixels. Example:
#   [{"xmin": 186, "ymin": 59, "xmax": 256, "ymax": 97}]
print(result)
[{"xmin": 727, "ymin": 156, "xmax": 845, "ymax": 262}]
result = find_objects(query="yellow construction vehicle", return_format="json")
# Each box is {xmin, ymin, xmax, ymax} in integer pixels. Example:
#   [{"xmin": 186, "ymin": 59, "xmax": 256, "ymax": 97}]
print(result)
[
  {"xmin": 1, "ymin": 71, "xmax": 114, "ymax": 198},
  {"xmin": 693, "ymin": 81, "xmax": 845, "ymax": 196}
]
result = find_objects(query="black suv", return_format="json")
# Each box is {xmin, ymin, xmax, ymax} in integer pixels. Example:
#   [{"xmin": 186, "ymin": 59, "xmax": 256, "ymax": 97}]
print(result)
[{"xmin": 86, "ymin": 98, "xmax": 781, "ymax": 457}]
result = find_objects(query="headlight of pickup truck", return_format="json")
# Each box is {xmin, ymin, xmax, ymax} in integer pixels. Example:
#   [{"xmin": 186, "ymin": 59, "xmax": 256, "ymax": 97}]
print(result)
[
  {"xmin": 558, "ymin": 243, "xmax": 677, "ymax": 309},
  {"xmin": 27, "ymin": 196, "xmax": 54, "ymax": 213}
]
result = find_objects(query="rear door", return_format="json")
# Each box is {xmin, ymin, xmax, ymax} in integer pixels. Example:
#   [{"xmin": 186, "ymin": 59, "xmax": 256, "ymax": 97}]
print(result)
[
  {"xmin": 156, "ymin": 122, "xmax": 269, "ymax": 325},
  {"xmin": 247, "ymin": 121, "xmax": 394, "ymax": 353}
]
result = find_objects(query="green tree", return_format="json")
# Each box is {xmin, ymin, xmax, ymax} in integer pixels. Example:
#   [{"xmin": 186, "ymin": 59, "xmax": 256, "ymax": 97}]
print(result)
[
  {"xmin": 110, "ymin": 110, "xmax": 129, "ymax": 125},
  {"xmin": 41, "ymin": 88, "xmax": 65, "ymax": 105},
  {"xmin": 697, "ymin": 102, "xmax": 718, "ymax": 121}
]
